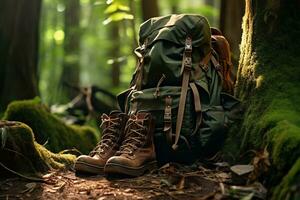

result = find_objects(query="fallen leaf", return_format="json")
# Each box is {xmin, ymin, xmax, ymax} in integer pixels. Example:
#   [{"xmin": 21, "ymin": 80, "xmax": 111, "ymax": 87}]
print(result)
[
  {"xmin": 213, "ymin": 162, "xmax": 230, "ymax": 167},
  {"xmin": 216, "ymin": 172, "xmax": 231, "ymax": 181},
  {"xmin": 42, "ymin": 172, "xmax": 56, "ymax": 179},
  {"xmin": 21, "ymin": 183, "xmax": 36, "ymax": 193},
  {"xmin": 250, "ymin": 147, "xmax": 271, "ymax": 181},
  {"xmin": 176, "ymin": 176, "xmax": 185, "ymax": 190},
  {"xmin": 45, "ymin": 188, "xmax": 57, "ymax": 193}
]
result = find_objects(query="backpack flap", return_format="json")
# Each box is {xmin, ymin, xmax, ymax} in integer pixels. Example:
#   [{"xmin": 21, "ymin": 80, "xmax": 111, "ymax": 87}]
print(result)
[{"xmin": 133, "ymin": 14, "xmax": 212, "ymax": 90}]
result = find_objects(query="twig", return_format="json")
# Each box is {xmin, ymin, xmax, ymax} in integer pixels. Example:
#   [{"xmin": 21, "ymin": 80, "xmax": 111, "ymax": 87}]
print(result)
[{"xmin": 0, "ymin": 162, "xmax": 45, "ymax": 182}]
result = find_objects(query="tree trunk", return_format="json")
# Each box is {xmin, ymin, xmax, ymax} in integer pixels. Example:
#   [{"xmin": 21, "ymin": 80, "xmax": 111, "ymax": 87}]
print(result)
[
  {"xmin": 230, "ymin": 0, "xmax": 300, "ymax": 198},
  {"xmin": 0, "ymin": 0, "xmax": 41, "ymax": 112},
  {"xmin": 110, "ymin": 23, "xmax": 121, "ymax": 87},
  {"xmin": 141, "ymin": 0, "xmax": 160, "ymax": 21},
  {"xmin": 60, "ymin": 0, "xmax": 81, "ymax": 100},
  {"xmin": 219, "ymin": 0, "xmax": 245, "ymax": 60}
]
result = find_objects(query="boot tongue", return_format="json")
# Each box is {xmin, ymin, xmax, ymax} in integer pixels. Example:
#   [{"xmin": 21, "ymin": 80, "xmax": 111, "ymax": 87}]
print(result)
[{"xmin": 135, "ymin": 112, "xmax": 150, "ymax": 121}]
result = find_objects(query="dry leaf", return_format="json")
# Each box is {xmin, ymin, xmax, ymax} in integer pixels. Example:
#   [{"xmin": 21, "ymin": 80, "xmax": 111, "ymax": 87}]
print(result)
[
  {"xmin": 176, "ymin": 176, "xmax": 185, "ymax": 190},
  {"xmin": 21, "ymin": 183, "xmax": 37, "ymax": 193},
  {"xmin": 42, "ymin": 172, "xmax": 56, "ymax": 179},
  {"xmin": 250, "ymin": 147, "xmax": 271, "ymax": 181}
]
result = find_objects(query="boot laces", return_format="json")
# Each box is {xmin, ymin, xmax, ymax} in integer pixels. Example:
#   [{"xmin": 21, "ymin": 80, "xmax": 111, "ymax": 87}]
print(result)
[
  {"xmin": 89, "ymin": 116, "xmax": 121, "ymax": 156},
  {"xmin": 117, "ymin": 116, "xmax": 147, "ymax": 155}
]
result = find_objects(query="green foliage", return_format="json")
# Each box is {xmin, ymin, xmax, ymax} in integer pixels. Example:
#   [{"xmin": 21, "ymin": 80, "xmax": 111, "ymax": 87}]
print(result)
[
  {"xmin": 39, "ymin": 0, "xmax": 221, "ymax": 105},
  {"xmin": 3, "ymin": 98, "xmax": 99, "ymax": 154},
  {"xmin": 0, "ymin": 121, "xmax": 75, "ymax": 176},
  {"xmin": 103, "ymin": 0, "xmax": 133, "ymax": 25}
]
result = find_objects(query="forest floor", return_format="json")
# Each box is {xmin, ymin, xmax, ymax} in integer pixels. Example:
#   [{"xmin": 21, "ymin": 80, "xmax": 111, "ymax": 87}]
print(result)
[{"xmin": 0, "ymin": 162, "xmax": 267, "ymax": 200}]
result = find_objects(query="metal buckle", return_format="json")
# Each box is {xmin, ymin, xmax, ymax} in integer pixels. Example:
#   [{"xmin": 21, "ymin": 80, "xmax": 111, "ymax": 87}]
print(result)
[
  {"xmin": 185, "ymin": 37, "xmax": 192, "ymax": 52},
  {"xmin": 164, "ymin": 96, "xmax": 172, "ymax": 122}
]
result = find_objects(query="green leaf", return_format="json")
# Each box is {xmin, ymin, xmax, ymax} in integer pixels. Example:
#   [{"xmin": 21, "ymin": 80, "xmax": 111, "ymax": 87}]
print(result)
[
  {"xmin": 103, "ymin": 12, "xmax": 134, "ymax": 25},
  {"xmin": 1, "ymin": 127, "xmax": 8, "ymax": 149},
  {"xmin": 104, "ymin": 2, "xmax": 130, "ymax": 14}
]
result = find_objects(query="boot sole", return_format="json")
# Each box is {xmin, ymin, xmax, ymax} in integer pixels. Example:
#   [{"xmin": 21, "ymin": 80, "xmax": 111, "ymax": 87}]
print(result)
[
  {"xmin": 74, "ymin": 161, "xmax": 104, "ymax": 175},
  {"xmin": 104, "ymin": 160, "xmax": 157, "ymax": 177}
]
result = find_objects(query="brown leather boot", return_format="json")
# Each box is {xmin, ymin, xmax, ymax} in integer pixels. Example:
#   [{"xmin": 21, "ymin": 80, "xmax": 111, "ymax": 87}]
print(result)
[
  {"xmin": 104, "ymin": 112, "xmax": 157, "ymax": 176},
  {"xmin": 74, "ymin": 111, "xmax": 128, "ymax": 174}
]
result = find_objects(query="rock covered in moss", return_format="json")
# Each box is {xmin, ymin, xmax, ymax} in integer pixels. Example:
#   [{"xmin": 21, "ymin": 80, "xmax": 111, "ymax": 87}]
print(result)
[
  {"xmin": 0, "ymin": 121, "xmax": 75, "ymax": 176},
  {"xmin": 3, "ymin": 98, "xmax": 99, "ymax": 154}
]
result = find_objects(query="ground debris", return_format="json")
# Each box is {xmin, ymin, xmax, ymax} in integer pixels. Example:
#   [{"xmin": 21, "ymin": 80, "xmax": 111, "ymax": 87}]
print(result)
[{"xmin": 0, "ymin": 162, "xmax": 268, "ymax": 200}]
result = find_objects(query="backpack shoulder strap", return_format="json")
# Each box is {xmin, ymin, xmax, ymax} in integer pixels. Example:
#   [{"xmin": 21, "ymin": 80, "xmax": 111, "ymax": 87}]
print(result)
[
  {"xmin": 173, "ymin": 36, "xmax": 192, "ymax": 150},
  {"xmin": 210, "ymin": 28, "xmax": 234, "ymax": 94},
  {"xmin": 173, "ymin": 37, "xmax": 211, "ymax": 150}
]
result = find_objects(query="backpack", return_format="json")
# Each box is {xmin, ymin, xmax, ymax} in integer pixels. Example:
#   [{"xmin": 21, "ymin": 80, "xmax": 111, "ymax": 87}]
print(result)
[{"xmin": 117, "ymin": 14, "xmax": 241, "ymax": 164}]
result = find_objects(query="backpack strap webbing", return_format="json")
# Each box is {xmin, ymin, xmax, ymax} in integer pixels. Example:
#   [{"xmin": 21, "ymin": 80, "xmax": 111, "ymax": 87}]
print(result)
[
  {"xmin": 172, "ymin": 36, "xmax": 192, "ymax": 150},
  {"xmin": 190, "ymin": 82, "xmax": 202, "ymax": 136},
  {"xmin": 173, "ymin": 37, "xmax": 211, "ymax": 150}
]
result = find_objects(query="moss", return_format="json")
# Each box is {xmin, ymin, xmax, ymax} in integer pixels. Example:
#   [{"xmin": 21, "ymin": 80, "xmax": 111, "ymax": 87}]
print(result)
[
  {"xmin": 0, "ymin": 121, "xmax": 75, "ymax": 176},
  {"xmin": 3, "ymin": 98, "xmax": 99, "ymax": 154},
  {"xmin": 223, "ymin": 1, "xmax": 300, "ymax": 198},
  {"xmin": 273, "ymin": 158, "xmax": 300, "ymax": 200}
]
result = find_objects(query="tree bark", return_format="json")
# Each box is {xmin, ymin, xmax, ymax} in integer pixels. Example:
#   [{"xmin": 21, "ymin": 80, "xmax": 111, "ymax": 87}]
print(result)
[
  {"xmin": 60, "ymin": 0, "xmax": 81, "ymax": 100},
  {"xmin": 0, "ymin": 0, "xmax": 41, "ymax": 112},
  {"xmin": 141, "ymin": 0, "xmax": 160, "ymax": 21},
  {"xmin": 231, "ymin": 0, "xmax": 300, "ymax": 198},
  {"xmin": 219, "ymin": 0, "xmax": 245, "ymax": 60},
  {"xmin": 110, "ymin": 23, "xmax": 121, "ymax": 87}
]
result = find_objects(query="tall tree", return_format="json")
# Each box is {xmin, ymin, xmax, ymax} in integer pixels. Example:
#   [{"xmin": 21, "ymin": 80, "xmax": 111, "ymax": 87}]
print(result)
[
  {"xmin": 141, "ymin": 0, "xmax": 160, "ymax": 21},
  {"xmin": 0, "ymin": 0, "xmax": 41, "ymax": 112},
  {"xmin": 110, "ymin": 23, "xmax": 121, "ymax": 87},
  {"xmin": 232, "ymin": 0, "xmax": 300, "ymax": 199},
  {"xmin": 60, "ymin": 0, "xmax": 81, "ymax": 100},
  {"xmin": 220, "ymin": 0, "xmax": 245, "ymax": 60}
]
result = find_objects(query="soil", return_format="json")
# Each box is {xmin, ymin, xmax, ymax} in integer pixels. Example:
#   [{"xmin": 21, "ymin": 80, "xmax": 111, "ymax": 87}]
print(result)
[{"xmin": 0, "ymin": 162, "xmax": 236, "ymax": 200}]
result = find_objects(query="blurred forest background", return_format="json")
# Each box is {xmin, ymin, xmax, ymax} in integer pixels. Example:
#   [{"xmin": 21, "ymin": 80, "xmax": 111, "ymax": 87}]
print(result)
[{"xmin": 0, "ymin": 0, "xmax": 244, "ymax": 113}]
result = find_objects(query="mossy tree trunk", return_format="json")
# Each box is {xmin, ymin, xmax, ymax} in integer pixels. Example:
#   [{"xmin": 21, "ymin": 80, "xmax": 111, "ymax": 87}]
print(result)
[
  {"xmin": 0, "ymin": 0, "xmax": 41, "ymax": 112},
  {"xmin": 233, "ymin": 0, "xmax": 300, "ymax": 199},
  {"xmin": 60, "ymin": 0, "xmax": 81, "ymax": 100},
  {"xmin": 0, "ymin": 121, "xmax": 75, "ymax": 176}
]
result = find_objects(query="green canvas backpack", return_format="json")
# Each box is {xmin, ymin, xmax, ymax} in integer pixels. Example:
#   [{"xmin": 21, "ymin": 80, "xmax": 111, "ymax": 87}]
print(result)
[{"xmin": 117, "ymin": 14, "xmax": 241, "ymax": 164}]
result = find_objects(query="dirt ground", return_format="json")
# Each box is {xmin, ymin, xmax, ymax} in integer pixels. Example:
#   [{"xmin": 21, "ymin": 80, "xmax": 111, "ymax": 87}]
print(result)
[{"xmin": 0, "ymin": 162, "xmax": 266, "ymax": 200}]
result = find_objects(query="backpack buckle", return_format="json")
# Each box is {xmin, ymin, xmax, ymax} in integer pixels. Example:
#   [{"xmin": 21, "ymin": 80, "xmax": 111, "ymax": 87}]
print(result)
[
  {"xmin": 185, "ymin": 37, "xmax": 192, "ymax": 52},
  {"xmin": 184, "ymin": 57, "xmax": 192, "ymax": 70},
  {"xmin": 164, "ymin": 96, "xmax": 172, "ymax": 122}
]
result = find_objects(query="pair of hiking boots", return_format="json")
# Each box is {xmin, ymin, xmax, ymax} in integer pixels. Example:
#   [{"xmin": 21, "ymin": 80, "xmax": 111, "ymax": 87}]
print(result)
[{"xmin": 74, "ymin": 111, "xmax": 157, "ymax": 176}]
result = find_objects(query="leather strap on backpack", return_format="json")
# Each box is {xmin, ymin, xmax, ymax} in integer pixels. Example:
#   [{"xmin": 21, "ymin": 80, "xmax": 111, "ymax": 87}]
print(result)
[
  {"xmin": 134, "ymin": 39, "xmax": 148, "ymax": 91},
  {"xmin": 173, "ymin": 37, "xmax": 211, "ymax": 150},
  {"xmin": 164, "ymin": 95, "xmax": 173, "ymax": 144},
  {"xmin": 173, "ymin": 37, "xmax": 193, "ymax": 150},
  {"xmin": 190, "ymin": 82, "xmax": 202, "ymax": 135}
]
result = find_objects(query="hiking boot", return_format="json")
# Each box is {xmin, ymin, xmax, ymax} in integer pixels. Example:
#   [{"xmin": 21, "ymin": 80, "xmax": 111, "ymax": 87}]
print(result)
[
  {"xmin": 74, "ymin": 111, "xmax": 128, "ymax": 174},
  {"xmin": 104, "ymin": 112, "xmax": 157, "ymax": 176}
]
